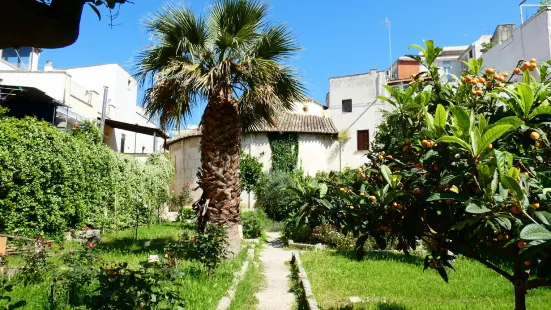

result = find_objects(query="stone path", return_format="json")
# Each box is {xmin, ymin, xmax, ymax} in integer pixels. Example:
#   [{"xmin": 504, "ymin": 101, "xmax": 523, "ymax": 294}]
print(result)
[{"xmin": 256, "ymin": 232, "xmax": 294, "ymax": 310}]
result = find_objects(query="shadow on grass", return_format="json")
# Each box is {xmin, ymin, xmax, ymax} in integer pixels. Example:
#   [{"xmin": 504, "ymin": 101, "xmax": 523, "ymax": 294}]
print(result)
[
  {"xmin": 327, "ymin": 302, "xmax": 409, "ymax": 310},
  {"xmin": 331, "ymin": 250, "xmax": 423, "ymax": 266}
]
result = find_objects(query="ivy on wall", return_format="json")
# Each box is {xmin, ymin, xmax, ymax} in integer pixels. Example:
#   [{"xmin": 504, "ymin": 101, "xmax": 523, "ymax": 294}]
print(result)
[{"xmin": 267, "ymin": 132, "xmax": 298, "ymax": 173}]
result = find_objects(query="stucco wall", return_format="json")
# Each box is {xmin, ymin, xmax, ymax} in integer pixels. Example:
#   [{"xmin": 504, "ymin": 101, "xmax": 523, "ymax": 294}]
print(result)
[
  {"xmin": 169, "ymin": 137, "xmax": 202, "ymax": 202},
  {"xmin": 327, "ymin": 70, "xmax": 391, "ymax": 169},
  {"xmin": 66, "ymin": 64, "xmax": 139, "ymax": 124},
  {"xmin": 0, "ymin": 70, "xmax": 69, "ymax": 102},
  {"xmin": 67, "ymin": 65, "xmax": 162, "ymax": 153},
  {"xmin": 482, "ymin": 9, "xmax": 551, "ymax": 80},
  {"xmin": 170, "ymin": 132, "xmax": 338, "ymax": 207}
]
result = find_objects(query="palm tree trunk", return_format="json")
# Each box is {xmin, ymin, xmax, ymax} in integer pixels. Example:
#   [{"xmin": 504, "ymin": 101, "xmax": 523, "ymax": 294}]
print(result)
[{"xmin": 196, "ymin": 97, "xmax": 242, "ymax": 259}]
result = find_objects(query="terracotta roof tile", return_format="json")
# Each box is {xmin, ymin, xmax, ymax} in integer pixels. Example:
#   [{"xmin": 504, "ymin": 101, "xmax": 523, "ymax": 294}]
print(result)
[
  {"xmin": 258, "ymin": 114, "xmax": 338, "ymax": 134},
  {"xmin": 167, "ymin": 114, "xmax": 337, "ymax": 145}
]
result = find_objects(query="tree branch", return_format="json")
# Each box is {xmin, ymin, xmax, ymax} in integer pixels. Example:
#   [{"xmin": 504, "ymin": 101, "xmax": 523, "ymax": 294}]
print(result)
[{"xmin": 527, "ymin": 279, "xmax": 551, "ymax": 290}]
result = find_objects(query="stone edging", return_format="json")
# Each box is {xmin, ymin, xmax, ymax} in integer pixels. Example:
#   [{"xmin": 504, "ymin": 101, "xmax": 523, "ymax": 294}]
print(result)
[
  {"xmin": 216, "ymin": 247, "xmax": 255, "ymax": 310},
  {"xmin": 291, "ymin": 251, "xmax": 320, "ymax": 310}
]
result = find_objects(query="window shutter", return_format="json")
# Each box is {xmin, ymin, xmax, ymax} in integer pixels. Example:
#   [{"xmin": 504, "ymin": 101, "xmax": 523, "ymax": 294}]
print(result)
[{"xmin": 357, "ymin": 130, "xmax": 369, "ymax": 151}]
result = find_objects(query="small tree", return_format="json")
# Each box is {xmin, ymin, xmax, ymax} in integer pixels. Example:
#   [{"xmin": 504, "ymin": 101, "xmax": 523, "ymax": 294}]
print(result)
[
  {"xmin": 338, "ymin": 41, "xmax": 551, "ymax": 310},
  {"xmin": 240, "ymin": 151, "xmax": 264, "ymax": 209}
]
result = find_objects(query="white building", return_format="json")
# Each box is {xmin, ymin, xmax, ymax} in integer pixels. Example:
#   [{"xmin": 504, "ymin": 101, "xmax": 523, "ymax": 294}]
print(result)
[
  {"xmin": 167, "ymin": 99, "xmax": 340, "ymax": 205},
  {"xmin": 482, "ymin": 7, "xmax": 551, "ymax": 77},
  {"xmin": 325, "ymin": 70, "xmax": 391, "ymax": 169},
  {"xmin": 0, "ymin": 50, "xmax": 166, "ymax": 159}
]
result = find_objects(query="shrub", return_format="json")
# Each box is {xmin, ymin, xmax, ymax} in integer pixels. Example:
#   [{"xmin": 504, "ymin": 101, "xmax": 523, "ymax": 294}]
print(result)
[
  {"xmin": 165, "ymin": 223, "xmax": 228, "ymax": 275},
  {"xmin": 0, "ymin": 117, "xmax": 173, "ymax": 236},
  {"xmin": 240, "ymin": 151, "xmax": 264, "ymax": 194},
  {"xmin": 171, "ymin": 184, "xmax": 193, "ymax": 212},
  {"xmin": 311, "ymin": 224, "xmax": 355, "ymax": 250},
  {"xmin": 89, "ymin": 262, "xmax": 184, "ymax": 309},
  {"xmin": 254, "ymin": 171, "xmax": 296, "ymax": 221},
  {"xmin": 177, "ymin": 207, "xmax": 196, "ymax": 222},
  {"xmin": 241, "ymin": 210, "xmax": 265, "ymax": 239},
  {"xmin": 282, "ymin": 214, "xmax": 313, "ymax": 243}
]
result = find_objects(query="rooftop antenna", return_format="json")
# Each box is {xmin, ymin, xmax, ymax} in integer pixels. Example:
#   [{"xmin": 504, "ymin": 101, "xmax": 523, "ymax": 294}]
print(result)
[
  {"xmin": 383, "ymin": 17, "xmax": 392, "ymax": 67},
  {"xmin": 520, "ymin": 0, "xmax": 527, "ymax": 24}
]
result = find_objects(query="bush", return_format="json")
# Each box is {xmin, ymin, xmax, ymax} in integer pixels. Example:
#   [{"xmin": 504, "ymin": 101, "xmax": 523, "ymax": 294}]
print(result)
[
  {"xmin": 254, "ymin": 171, "xmax": 296, "ymax": 221},
  {"xmin": 241, "ymin": 210, "xmax": 265, "ymax": 239},
  {"xmin": 165, "ymin": 223, "xmax": 228, "ymax": 275},
  {"xmin": 282, "ymin": 214, "xmax": 313, "ymax": 243},
  {"xmin": 0, "ymin": 117, "xmax": 174, "ymax": 236},
  {"xmin": 311, "ymin": 224, "xmax": 355, "ymax": 250}
]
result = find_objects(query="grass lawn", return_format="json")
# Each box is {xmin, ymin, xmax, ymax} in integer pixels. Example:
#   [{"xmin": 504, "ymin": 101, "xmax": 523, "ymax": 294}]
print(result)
[
  {"xmin": 299, "ymin": 251, "xmax": 551, "ymax": 310},
  {"xmin": 228, "ymin": 242, "xmax": 265, "ymax": 310},
  {"xmin": 1, "ymin": 223, "xmax": 250, "ymax": 310}
]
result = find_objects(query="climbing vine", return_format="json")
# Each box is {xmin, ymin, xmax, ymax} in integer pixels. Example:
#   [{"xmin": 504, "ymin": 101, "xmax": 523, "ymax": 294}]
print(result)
[{"xmin": 267, "ymin": 133, "xmax": 298, "ymax": 173}]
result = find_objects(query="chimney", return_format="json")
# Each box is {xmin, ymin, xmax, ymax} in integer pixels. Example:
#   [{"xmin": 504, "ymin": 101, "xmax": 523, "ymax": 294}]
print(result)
[{"xmin": 44, "ymin": 61, "xmax": 53, "ymax": 71}]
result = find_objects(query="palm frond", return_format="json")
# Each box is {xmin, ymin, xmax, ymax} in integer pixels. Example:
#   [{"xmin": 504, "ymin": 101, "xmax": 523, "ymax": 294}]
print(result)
[
  {"xmin": 208, "ymin": 0, "xmax": 268, "ymax": 58},
  {"xmin": 251, "ymin": 23, "xmax": 300, "ymax": 61}
]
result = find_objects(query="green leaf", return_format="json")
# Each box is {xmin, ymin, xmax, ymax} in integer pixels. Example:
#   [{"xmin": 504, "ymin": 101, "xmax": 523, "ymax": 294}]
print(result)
[
  {"xmin": 501, "ymin": 176, "xmax": 524, "ymax": 200},
  {"xmin": 423, "ymin": 106, "xmax": 435, "ymax": 130},
  {"xmin": 465, "ymin": 203, "xmax": 491, "ymax": 214},
  {"xmin": 535, "ymin": 211, "xmax": 551, "ymax": 226},
  {"xmin": 426, "ymin": 192, "xmax": 465, "ymax": 201},
  {"xmin": 516, "ymin": 83, "xmax": 535, "ymax": 116},
  {"xmin": 434, "ymin": 104, "xmax": 447, "ymax": 129},
  {"xmin": 494, "ymin": 217, "xmax": 512, "ymax": 230},
  {"xmin": 495, "ymin": 149, "xmax": 513, "ymax": 176},
  {"xmin": 522, "ymin": 70, "xmax": 537, "ymax": 84},
  {"xmin": 508, "ymin": 167, "xmax": 520, "ymax": 180},
  {"xmin": 436, "ymin": 136, "xmax": 472, "ymax": 153},
  {"xmin": 476, "ymin": 124, "xmax": 513, "ymax": 156},
  {"xmin": 88, "ymin": 3, "xmax": 102, "ymax": 20},
  {"xmin": 493, "ymin": 116, "xmax": 524, "ymax": 129},
  {"xmin": 478, "ymin": 114, "xmax": 488, "ymax": 133},
  {"xmin": 529, "ymin": 105, "xmax": 551, "ymax": 119},
  {"xmin": 319, "ymin": 183, "xmax": 328, "ymax": 198},
  {"xmin": 470, "ymin": 127, "xmax": 481, "ymax": 157},
  {"xmin": 451, "ymin": 106, "xmax": 470, "ymax": 138},
  {"xmin": 380, "ymin": 165, "xmax": 393, "ymax": 187},
  {"xmin": 520, "ymin": 224, "xmax": 551, "ymax": 240}
]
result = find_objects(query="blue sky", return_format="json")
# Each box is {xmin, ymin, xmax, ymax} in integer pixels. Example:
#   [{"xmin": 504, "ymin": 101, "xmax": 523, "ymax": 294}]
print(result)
[{"xmin": 40, "ymin": 0, "xmax": 534, "ymax": 127}]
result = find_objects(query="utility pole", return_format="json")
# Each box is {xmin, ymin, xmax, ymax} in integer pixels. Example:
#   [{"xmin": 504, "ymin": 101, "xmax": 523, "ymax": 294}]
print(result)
[
  {"xmin": 383, "ymin": 17, "xmax": 392, "ymax": 67},
  {"xmin": 100, "ymin": 86, "xmax": 109, "ymax": 133}
]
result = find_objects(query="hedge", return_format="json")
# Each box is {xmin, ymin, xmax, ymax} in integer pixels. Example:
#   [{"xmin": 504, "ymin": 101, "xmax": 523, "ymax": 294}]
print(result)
[{"xmin": 0, "ymin": 116, "xmax": 174, "ymax": 237}]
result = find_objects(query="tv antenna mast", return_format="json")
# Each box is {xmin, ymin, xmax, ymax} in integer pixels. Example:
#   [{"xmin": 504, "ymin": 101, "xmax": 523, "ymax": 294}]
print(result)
[{"xmin": 383, "ymin": 17, "xmax": 392, "ymax": 67}]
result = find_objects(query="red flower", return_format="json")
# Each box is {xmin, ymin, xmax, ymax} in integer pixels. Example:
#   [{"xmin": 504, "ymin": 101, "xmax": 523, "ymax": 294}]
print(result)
[
  {"xmin": 35, "ymin": 234, "xmax": 40, "ymax": 240},
  {"xmin": 191, "ymin": 188, "xmax": 196, "ymax": 192},
  {"xmin": 83, "ymin": 226, "xmax": 89, "ymax": 231},
  {"xmin": 47, "ymin": 243, "xmax": 52, "ymax": 248},
  {"xmin": 13, "ymin": 232, "xmax": 18, "ymax": 236},
  {"xmin": 88, "ymin": 242, "xmax": 95, "ymax": 248},
  {"xmin": 178, "ymin": 194, "xmax": 183, "ymax": 199}
]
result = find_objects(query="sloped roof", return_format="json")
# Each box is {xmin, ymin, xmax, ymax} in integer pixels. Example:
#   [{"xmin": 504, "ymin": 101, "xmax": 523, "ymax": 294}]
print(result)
[
  {"xmin": 167, "ymin": 114, "xmax": 338, "ymax": 145},
  {"xmin": 259, "ymin": 114, "xmax": 337, "ymax": 134}
]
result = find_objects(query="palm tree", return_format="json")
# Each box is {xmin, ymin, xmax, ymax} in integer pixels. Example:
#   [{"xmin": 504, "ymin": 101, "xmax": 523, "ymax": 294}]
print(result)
[{"xmin": 135, "ymin": 0, "xmax": 306, "ymax": 256}]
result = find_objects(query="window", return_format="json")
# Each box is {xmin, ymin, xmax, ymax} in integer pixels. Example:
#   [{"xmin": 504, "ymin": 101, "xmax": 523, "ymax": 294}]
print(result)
[
  {"xmin": 357, "ymin": 130, "xmax": 369, "ymax": 151},
  {"xmin": 342, "ymin": 99, "xmax": 352, "ymax": 113},
  {"xmin": 443, "ymin": 61, "xmax": 451, "ymax": 75},
  {"xmin": 1, "ymin": 47, "xmax": 32, "ymax": 69},
  {"xmin": 120, "ymin": 134, "xmax": 126, "ymax": 153}
]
